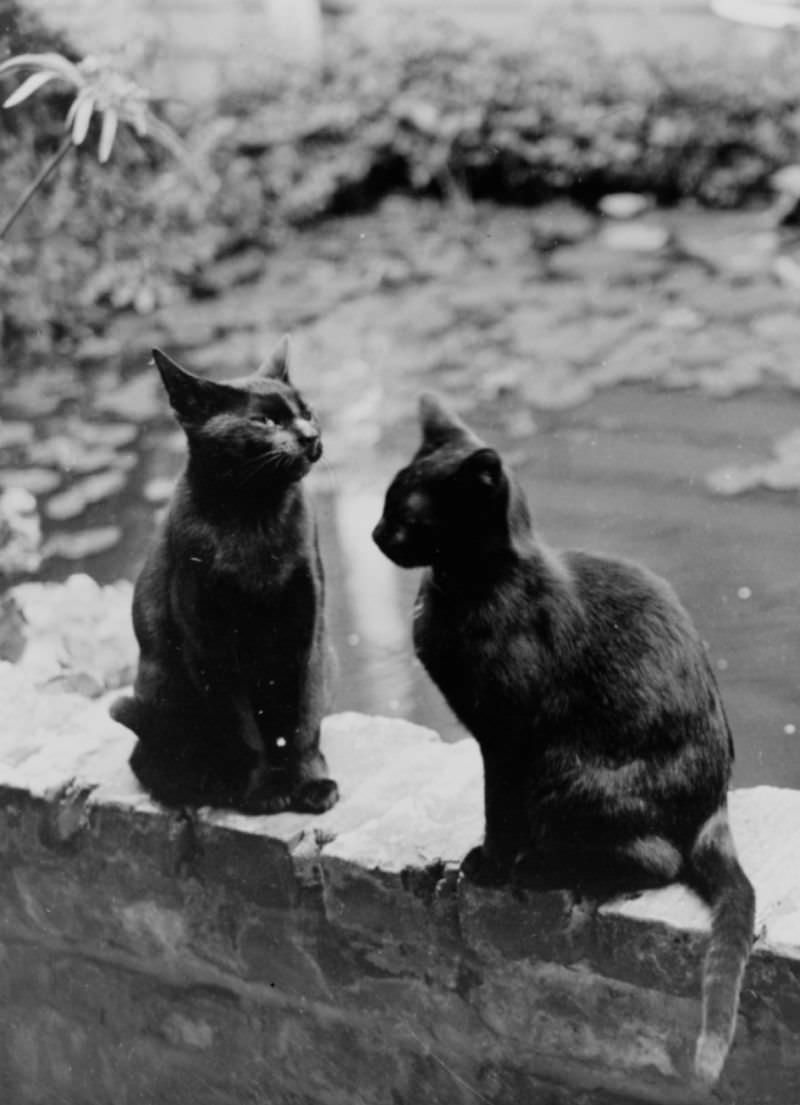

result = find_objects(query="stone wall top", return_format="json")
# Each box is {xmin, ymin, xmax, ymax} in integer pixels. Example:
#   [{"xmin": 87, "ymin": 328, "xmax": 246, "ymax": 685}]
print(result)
[{"xmin": 2, "ymin": 656, "xmax": 799, "ymax": 963}]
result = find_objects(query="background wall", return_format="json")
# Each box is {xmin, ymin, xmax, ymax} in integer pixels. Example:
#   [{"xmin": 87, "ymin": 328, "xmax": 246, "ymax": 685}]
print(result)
[
  {"xmin": 14, "ymin": 0, "xmax": 777, "ymax": 104},
  {"xmin": 17, "ymin": 0, "xmax": 325, "ymax": 101}
]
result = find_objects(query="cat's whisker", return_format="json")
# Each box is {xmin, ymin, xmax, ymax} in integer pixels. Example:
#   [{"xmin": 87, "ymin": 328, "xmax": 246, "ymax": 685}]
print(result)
[
  {"xmin": 239, "ymin": 449, "xmax": 282, "ymax": 472},
  {"xmin": 318, "ymin": 455, "xmax": 340, "ymax": 495},
  {"xmin": 236, "ymin": 449, "xmax": 288, "ymax": 487}
]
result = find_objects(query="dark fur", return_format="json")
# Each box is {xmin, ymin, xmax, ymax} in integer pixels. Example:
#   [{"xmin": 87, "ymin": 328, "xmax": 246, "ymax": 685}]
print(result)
[
  {"xmin": 373, "ymin": 394, "xmax": 755, "ymax": 1089},
  {"xmin": 111, "ymin": 337, "xmax": 338, "ymax": 815}
]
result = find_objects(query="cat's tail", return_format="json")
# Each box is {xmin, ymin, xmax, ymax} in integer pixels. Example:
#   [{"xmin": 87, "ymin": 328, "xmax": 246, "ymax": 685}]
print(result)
[{"xmin": 684, "ymin": 804, "xmax": 755, "ymax": 1088}]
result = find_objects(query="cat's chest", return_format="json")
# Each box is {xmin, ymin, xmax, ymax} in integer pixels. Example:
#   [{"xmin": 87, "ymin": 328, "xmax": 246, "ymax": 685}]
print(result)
[
  {"xmin": 413, "ymin": 580, "xmax": 508, "ymax": 685},
  {"xmin": 208, "ymin": 530, "xmax": 301, "ymax": 592},
  {"xmin": 412, "ymin": 573, "xmax": 551, "ymax": 734},
  {"xmin": 177, "ymin": 552, "xmax": 320, "ymax": 664},
  {"xmin": 181, "ymin": 501, "xmax": 317, "ymax": 593},
  {"xmin": 171, "ymin": 519, "xmax": 321, "ymax": 634}
]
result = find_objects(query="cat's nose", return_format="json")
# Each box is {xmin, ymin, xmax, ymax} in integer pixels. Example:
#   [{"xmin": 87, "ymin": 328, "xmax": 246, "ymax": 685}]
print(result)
[
  {"xmin": 296, "ymin": 420, "xmax": 322, "ymax": 459},
  {"xmin": 372, "ymin": 521, "xmax": 387, "ymax": 549},
  {"xmin": 296, "ymin": 421, "xmax": 316, "ymax": 441}
]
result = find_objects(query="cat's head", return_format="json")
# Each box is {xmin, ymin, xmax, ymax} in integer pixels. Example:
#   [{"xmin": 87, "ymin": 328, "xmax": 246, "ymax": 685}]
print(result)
[
  {"xmin": 373, "ymin": 393, "xmax": 525, "ymax": 569},
  {"xmin": 152, "ymin": 335, "xmax": 322, "ymax": 485}
]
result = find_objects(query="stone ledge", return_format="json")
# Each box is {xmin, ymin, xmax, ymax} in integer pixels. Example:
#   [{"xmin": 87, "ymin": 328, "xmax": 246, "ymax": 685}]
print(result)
[{"xmin": 1, "ymin": 661, "xmax": 799, "ymax": 1103}]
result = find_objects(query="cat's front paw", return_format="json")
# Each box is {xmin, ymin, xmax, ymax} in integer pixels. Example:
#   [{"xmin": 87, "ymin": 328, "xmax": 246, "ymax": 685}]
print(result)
[
  {"xmin": 242, "ymin": 788, "xmax": 293, "ymax": 814},
  {"xmin": 292, "ymin": 778, "xmax": 339, "ymax": 814},
  {"xmin": 460, "ymin": 846, "xmax": 512, "ymax": 887}
]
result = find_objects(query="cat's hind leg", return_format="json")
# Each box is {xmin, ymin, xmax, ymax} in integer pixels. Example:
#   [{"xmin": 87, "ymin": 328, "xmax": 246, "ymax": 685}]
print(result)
[
  {"xmin": 113, "ymin": 686, "xmax": 254, "ymax": 810},
  {"xmin": 128, "ymin": 728, "xmax": 261, "ymax": 810},
  {"xmin": 512, "ymin": 832, "xmax": 682, "ymax": 900}
]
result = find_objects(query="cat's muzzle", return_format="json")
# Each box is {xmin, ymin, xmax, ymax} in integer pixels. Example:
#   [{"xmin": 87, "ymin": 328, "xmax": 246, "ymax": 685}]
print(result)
[{"xmin": 372, "ymin": 521, "xmax": 419, "ymax": 567}]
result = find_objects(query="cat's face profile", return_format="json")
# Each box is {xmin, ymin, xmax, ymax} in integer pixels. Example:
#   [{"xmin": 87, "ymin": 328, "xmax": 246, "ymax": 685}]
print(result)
[
  {"xmin": 372, "ymin": 394, "xmax": 509, "ymax": 568},
  {"xmin": 152, "ymin": 335, "xmax": 322, "ymax": 485}
]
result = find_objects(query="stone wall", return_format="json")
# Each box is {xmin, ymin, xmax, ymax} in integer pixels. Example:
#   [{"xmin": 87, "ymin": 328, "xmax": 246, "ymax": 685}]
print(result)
[
  {"xmin": 14, "ymin": 0, "xmax": 778, "ymax": 105},
  {"xmin": 1, "ymin": 577, "xmax": 799, "ymax": 1104},
  {"xmin": 18, "ymin": 0, "xmax": 324, "ymax": 102}
]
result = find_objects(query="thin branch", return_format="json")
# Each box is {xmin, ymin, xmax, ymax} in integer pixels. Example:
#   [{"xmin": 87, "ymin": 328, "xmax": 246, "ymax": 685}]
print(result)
[{"xmin": 0, "ymin": 134, "xmax": 73, "ymax": 240}]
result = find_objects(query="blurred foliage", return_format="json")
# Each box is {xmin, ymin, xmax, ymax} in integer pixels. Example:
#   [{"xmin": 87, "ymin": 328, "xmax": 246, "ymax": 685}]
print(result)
[
  {"xmin": 0, "ymin": 1, "xmax": 75, "ymax": 63},
  {"xmin": 0, "ymin": 51, "xmax": 197, "ymax": 243},
  {"xmin": 246, "ymin": 21, "xmax": 800, "ymax": 215},
  {"xmin": 4, "ymin": 14, "xmax": 800, "ymax": 354},
  {"xmin": 0, "ymin": 52, "xmax": 193, "ymax": 167}
]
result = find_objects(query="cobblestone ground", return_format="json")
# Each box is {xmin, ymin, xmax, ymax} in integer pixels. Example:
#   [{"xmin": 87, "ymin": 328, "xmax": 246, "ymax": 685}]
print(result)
[{"xmin": 3, "ymin": 197, "xmax": 800, "ymax": 787}]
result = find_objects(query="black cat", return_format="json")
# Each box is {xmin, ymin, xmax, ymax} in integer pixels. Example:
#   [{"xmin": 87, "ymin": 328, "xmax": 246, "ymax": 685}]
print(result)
[
  {"xmin": 373, "ymin": 393, "xmax": 755, "ymax": 1090},
  {"xmin": 112, "ymin": 337, "xmax": 339, "ymax": 816}
]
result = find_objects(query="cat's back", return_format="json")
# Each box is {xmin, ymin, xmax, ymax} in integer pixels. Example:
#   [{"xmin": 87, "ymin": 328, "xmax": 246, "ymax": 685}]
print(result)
[
  {"xmin": 564, "ymin": 547, "xmax": 701, "ymax": 653},
  {"xmin": 560, "ymin": 547, "xmax": 729, "ymax": 738}
]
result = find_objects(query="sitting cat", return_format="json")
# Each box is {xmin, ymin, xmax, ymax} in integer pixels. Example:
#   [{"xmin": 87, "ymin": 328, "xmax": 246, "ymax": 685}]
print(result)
[
  {"xmin": 372, "ymin": 393, "xmax": 755, "ymax": 1090},
  {"xmin": 112, "ymin": 337, "xmax": 339, "ymax": 816}
]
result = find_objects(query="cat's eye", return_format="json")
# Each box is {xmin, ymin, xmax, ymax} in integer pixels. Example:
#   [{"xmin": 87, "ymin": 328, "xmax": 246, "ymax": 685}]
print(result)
[{"xmin": 252, "ymin": 414, "xmax": 276, "ymax": 427}]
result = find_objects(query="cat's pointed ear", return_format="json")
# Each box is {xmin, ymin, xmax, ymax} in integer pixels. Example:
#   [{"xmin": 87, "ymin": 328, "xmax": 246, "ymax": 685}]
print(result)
[
  {"xmin": 258, "ymin": 334, "xmax": 292, "ymax": 382},
  {"xmin": 152, "ymin": 348, "xmax": 229, "ymax": 423},
  {"xmin": 456, "ymin": 448, "xmax": 506, "ymax": 496},
  {"xmin": 418, "ymin": 392, "xmax": 473, "ymax": 448}
]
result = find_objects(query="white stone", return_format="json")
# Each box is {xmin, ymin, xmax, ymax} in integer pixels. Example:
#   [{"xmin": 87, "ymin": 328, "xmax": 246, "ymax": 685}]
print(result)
[
  {"xmin": 0, "ymin": 421, "xmax": 34, "ymax": 449},
  {"xmin": 706, "ymin": 427, "xmax": 800, "ymax": 496},
  {"xmin": 44, "ymin": 470, "xmax": 129, "ymax": 521},
  {"xmin": 600, "ymin": 221, "xmax": 669, "ymax": 253},
  {"xmin": 11, "ymin": 574, "xmax": 136, "ymax": 692},
  {"xmin": 143, "ymin": 477, "xmax": 176, "ymax": 504},
  {"xmin": 0, "ymin": 488, "xmax": 41, "ymax": 575},
  {"xmin": 41, "ymin": 526, "xmax": 123, "ymax": 562},
  {"xmin": 599, "ymin": 193, "xmax": 650, "ymax": 220},
  {"xmin": 0, "ymin": 663, "xmax": 135, "ymax": 797},
  {"xmin": 0, "ymin": 468, "xmax": 62, "ymax": 496},
  {"xmin": 772, "ymin": 165, "xmax": 800, "ymax": 196}
]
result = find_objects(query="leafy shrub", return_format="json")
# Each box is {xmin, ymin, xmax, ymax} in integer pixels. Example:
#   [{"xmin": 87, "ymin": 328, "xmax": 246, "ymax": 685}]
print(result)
[
  {"xmin": 224, "ymin": 21, "xmax": 800, "ymax": 217},
  {"xmin": 4, "ymin": 16, "xmax": 800, "ymax": 354}
]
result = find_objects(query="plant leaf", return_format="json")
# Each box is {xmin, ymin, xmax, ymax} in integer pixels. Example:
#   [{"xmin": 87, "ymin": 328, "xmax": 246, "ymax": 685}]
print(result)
[
  {"xmin": 97, "ymin": 107, "xmax": 118, "ymax": 163},
  {"xmin": 3, "ymin": 70, "xmax": 58, "ymax": 108},
  {"xmin": 29, "ymin": 52, "xmax": 84, "ymax": 84},
  {"xmin": 129, "ymin": 101, "xmax": 148, "ymax": 137},
  {"xmin": 72, "ymin": 91, "xmax": 95, "ymax": 145},
  {"xmin": 65, "ymin": 94, "xmax": 80, "ymax": 129},
  {"xmin": 0, "ymin": 52, "xmax": 83, "ymax": 86},
  {"xmin": 137, "ymin": 111, "xmax": 203, "ymax": 181}
]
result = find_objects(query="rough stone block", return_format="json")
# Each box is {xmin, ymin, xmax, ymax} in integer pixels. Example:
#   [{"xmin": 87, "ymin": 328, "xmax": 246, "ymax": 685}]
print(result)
[{"xmin": 459, "ymin": 880, "xmax": 595, "ymax": 966}]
